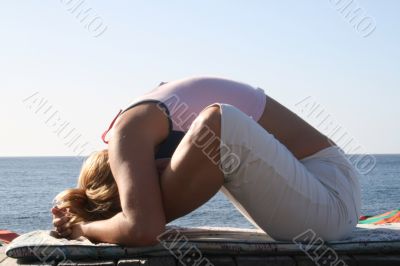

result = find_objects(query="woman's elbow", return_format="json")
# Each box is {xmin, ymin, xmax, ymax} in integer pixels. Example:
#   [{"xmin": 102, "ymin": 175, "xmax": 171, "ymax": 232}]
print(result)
[
  {"xmin": 135, "ymin": 226, "xmax": 165, "ymax": 246},
  {"xmin": 123, "ymin": 224, "xmax": 166, "ymax": 246}
]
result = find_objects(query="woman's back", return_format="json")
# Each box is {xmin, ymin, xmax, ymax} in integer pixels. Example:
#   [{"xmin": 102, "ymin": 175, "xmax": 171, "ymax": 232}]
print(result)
[
  {"xmin": 124, "ymin": 76, "xmax": 332, "ymax": 159},
  {"xmin": 128, "ymin": 76, "xmax": 266, "ymax": 131}
]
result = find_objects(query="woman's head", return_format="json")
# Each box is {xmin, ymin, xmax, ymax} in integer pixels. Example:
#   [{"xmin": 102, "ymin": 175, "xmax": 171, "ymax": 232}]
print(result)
[{"xmin": 54, "ymin": 150, "xmax": 121, "ymax": 224}]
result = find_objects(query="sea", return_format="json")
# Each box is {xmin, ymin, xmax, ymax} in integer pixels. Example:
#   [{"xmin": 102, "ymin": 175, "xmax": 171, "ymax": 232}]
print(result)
[{"xmin": 0, "ymin": 155, "xmax": 399, "ymax": 234}]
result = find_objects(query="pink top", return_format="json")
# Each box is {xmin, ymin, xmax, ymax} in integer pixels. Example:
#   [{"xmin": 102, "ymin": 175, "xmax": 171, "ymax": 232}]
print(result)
[
  {"xmin": 101, "ymin": 76, "xmax": 267, "ymax": 158},
  {"xmin": 127, "ymin": 76, "xmax": 267, "ymax": 132}
]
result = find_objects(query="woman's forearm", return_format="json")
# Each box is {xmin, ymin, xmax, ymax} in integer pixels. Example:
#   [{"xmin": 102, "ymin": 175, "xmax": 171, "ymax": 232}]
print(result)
[{"xmin": 81, "ymin": 212, "xmax": 159, "ymax": 246}]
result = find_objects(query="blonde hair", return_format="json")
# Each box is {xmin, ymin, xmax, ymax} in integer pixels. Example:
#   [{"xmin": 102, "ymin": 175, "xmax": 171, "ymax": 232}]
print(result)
[{"xmin": 54, "ymin": 150, "xmax": 121, "ymax": 224}]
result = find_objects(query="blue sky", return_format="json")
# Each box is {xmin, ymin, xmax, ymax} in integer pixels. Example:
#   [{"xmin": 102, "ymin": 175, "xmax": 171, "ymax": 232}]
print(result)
[{"xmin": 1, "ymin": 1, "xmax": 399, "ymax": 156}]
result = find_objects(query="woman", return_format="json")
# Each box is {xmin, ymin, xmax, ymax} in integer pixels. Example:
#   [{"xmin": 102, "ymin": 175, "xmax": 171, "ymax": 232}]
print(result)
[{"xmin": 51, "ymin": 76, "xmax": 361, "ymax": 245}]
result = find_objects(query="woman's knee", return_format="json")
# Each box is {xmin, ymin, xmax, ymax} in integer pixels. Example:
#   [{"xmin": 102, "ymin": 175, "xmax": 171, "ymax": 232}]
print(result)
[
  {"xmin": 188, "ymin": 105, "xmax": 222, "ymax": 145},
  {"xmin": 182, "ymin": 105, "xmax": 222, "ymax": 166},
  {"xmin": 195, "ymin": 105, "xmax": 221, "ymax": 132}
]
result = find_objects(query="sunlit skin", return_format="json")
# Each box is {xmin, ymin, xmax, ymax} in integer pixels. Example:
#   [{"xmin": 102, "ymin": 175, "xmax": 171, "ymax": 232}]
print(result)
[{"xmin": 52, "ymin": 95, "xmax": 333, "ymax": 246}]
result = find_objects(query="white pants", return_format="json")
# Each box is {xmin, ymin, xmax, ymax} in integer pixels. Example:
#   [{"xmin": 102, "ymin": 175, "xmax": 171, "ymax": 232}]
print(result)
[{"xmin": 215, "ymin": 103, "xmax": 362, "ymax": 241}]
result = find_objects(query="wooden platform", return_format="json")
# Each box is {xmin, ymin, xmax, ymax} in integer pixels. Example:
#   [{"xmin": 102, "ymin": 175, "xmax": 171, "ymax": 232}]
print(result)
[
  {"xmin": 2, "ymin": 225, "xmax": 400, "ymax": 265},
  {"xmin": 2, "ymin": 247, "xmax": 400, "ymax": 265}
]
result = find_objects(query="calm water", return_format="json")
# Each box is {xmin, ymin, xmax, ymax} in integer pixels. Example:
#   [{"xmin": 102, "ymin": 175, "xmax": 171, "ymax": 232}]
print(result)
[{"xmin": 0, "ymin": 155, "xmax": 399, "ymax": 234}]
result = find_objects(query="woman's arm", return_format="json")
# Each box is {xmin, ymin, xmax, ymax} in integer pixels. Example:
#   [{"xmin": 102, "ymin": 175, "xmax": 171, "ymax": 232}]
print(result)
[{"xmin": 81, "ymin": 103, "xmax": 170, "ymax": 246}]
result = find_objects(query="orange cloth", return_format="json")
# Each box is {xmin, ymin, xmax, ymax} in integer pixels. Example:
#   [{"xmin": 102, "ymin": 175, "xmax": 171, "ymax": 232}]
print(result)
[
  {"xmin": 0, "ymin": 230, "xmax": 19, "ymax": 244},
  {"xmin": 359, "ymin": 209, "xmax": 400, "ymax": 224}
]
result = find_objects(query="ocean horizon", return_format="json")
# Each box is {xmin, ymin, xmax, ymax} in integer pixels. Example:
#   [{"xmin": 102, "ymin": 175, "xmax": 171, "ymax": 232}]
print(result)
[{"xmin": 1, "ymin": 154, "xmax": 399, "ymax": 234}]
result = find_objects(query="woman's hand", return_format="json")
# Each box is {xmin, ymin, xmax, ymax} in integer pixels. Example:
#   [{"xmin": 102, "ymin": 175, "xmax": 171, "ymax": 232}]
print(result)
[{"xmin": 51, "ymin": 207, "xmax": 84, "ymax": 239}]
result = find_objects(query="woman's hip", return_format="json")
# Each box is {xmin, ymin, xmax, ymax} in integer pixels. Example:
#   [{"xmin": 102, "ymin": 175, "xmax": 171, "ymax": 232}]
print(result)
[{"xmin": 216, "ymin": 103, "xmax": 361, "ymax": 241}]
